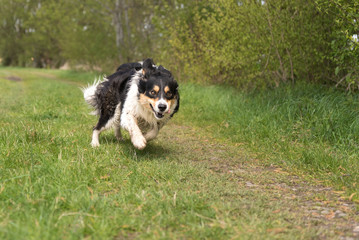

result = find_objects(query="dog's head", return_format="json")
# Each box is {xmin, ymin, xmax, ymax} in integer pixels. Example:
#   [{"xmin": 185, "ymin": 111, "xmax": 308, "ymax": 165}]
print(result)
[{"xmin": 138, "ymin": 58, "xmax": 179, "ymax": 120}]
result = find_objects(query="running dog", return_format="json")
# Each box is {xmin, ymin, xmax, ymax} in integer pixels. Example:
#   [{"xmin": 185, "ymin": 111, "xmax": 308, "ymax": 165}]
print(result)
[{"xmin": 83, "ymin": 58, "xmax": 180, "ymax": 149}]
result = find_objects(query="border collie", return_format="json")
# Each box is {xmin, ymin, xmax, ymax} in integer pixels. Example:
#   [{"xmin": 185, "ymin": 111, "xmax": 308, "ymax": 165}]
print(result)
[{"xmin": 82, "ymin": 58, "xmax": 180, "ymax": 149}]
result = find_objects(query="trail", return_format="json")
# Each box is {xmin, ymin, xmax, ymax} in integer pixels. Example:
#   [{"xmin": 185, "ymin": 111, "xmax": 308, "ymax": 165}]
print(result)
[{"xmin": 159, "ymin": 123, "xmax": 359, "ymax": 239}]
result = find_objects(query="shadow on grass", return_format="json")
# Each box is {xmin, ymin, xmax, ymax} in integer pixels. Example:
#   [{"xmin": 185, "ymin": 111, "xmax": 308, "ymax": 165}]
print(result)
[{"xmin": 101, "ymin": 135, "xmax": 174, "ymax": 161}]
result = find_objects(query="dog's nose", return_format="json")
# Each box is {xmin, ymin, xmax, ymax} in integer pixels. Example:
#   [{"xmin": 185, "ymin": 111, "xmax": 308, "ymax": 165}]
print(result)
[{"xmin": 158, "ymin": 103, "xmax": 167, "ymax": 112}]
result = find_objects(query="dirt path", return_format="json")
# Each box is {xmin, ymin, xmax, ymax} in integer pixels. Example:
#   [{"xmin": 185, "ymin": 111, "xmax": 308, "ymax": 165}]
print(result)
[{"xmin": 159, "ymin": 123, "xmax": 359, "ymax": 239}]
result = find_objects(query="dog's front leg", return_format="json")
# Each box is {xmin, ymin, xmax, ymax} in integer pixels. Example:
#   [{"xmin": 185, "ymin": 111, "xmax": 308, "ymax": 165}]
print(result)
[
  {"xmin": 121, "ymin": 113, "xmax": 146, "ymax": 150},
  {"xmin": 144, "ymin": 124, "xmax": 159, "ymax": 141}
]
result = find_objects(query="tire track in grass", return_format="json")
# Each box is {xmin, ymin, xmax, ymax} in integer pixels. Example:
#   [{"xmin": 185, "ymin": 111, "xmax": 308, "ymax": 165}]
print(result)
[{"xmin": 157, "ymin": 123, "xmax": 359, "ymax": 239}]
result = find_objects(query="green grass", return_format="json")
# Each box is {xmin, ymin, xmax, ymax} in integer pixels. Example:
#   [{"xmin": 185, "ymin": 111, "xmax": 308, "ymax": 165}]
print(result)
[
  {"xmin": 0, "ymin": 68, "xmax": 233, "ymax": 239},
  {"xmin": 178, "ymin": 82, "xmax": 359, "ymax": 193},
  {"xmin": 0, "ymin": 67, "xmax": 359, "ymax": 239}
]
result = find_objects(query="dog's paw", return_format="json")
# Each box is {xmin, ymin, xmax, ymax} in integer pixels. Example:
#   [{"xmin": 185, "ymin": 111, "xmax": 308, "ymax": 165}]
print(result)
[
  {"xmin": 132, "ymin": 135, "xmax": 147, "ymax": 150},
  {"xmin": 91, "ymin": 140, "xmax": 100, "ymax": 148}
]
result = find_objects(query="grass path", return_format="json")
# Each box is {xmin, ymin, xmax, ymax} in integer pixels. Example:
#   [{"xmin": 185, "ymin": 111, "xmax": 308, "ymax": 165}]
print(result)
[
  {"xmin": 159, "ymin": 123, "xmax": 359, "ymax": 238},
  {"xmin": 1, "ymin": 68, "xmax": 359, "ymax": 239}
]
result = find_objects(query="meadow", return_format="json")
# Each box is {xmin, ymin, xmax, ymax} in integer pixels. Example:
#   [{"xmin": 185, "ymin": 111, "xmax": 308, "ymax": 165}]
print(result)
[{"xmin": 1, "ymin": 68, "xmax": 359, "ymax": 239}]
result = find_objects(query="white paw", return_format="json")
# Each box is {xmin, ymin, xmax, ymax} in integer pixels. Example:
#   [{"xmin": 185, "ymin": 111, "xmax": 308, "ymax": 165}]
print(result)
[
  {"xmin": 132, "ymin": 135, "xmax": 147, "ymax": 150},
  {"xmin": 91, "ymin": 140, "xmax": 100, "ymax": 147}
]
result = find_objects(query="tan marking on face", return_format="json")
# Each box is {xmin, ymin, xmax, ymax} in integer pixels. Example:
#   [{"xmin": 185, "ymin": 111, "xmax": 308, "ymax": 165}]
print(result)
[
  {"xmin": 165, "ymin": 98, "xmax": 177, "ymax": 111},
  {"xmin": 164, "ymin": 86, "xmax": 170, "ymax": 93},
  {"xmin": 139, "ymin": 94, "xmax": 156, "ymax": 110}
]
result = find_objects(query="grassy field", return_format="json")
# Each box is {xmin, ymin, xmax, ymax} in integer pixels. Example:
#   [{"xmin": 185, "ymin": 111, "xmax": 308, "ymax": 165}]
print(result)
[{"xmin": 1, "ymin": 67, "xmax": 359, "ymax": 239}]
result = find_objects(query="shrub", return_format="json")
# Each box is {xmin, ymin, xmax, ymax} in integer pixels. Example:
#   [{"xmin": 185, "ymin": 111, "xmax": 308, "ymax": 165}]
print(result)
[
  {"xmin": 155, "ymin": 0, "xmax": 358, "ymax": 90},
  {"xmin": 316, "ymin": 0, "xmax": 359, "ymax": 91}
]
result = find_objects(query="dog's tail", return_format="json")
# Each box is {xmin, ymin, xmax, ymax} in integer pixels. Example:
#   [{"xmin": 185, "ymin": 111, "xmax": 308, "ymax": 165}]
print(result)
[{"xmin": 82, "ymin": 77, "xmax": 103, "ymax": 115}]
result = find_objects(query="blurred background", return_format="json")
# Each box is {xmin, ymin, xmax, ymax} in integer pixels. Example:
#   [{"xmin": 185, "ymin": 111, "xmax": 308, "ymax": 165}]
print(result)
[{"xmin": 0, "ymin": 0, "xmax": 358, "ymax": 90}]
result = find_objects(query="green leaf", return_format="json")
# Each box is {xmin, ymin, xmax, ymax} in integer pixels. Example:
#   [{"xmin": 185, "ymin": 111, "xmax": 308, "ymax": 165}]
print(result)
[{"xmin": 335, "ymin": 66, "xmax": 340, "ymax": 75}]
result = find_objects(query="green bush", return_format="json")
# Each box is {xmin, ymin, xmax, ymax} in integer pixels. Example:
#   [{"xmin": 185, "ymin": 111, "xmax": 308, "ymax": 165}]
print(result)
[
  {"xmin": 155, "ymin": 0, "xmax": 358, "ymax": 90},
  {"xmin": 316, "ymin": 0, "xmax": 359, "ymax": 91}
]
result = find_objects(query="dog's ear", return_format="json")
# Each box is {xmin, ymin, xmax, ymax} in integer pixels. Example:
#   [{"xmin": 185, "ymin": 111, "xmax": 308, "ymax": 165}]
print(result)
[
  {"xmin": 142, "ymin": 58, "xmax": 155, "ymax": 78},
  {"xmin": 158, "ymin": 65, "xmax": 172, "ymax": 77}
]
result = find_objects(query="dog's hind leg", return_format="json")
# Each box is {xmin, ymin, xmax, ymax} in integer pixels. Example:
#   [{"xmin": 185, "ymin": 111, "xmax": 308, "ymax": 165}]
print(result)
[
  {"xmin": 113, "ymin": 104, "xmax": 123, "ymax": 141},
  {"xmin": 91, "ymin": 129, "xmax": 101, "ymax": 147},
  {"xmin": 91, "ymin": 114, "xmax": 110, "ymax": 147},
  {"xmin": 114, "ymin": 125, "xmax": 123, "ymax": 141}
]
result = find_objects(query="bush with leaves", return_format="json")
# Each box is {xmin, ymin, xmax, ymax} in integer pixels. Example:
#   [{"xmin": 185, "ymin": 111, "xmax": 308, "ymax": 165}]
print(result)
[
  {"xmin": 155, "ymin": 0, "xmax": 358, "ymax": 90},
  {"xmin": 316, "ymin": 0, "xmax": 359, "ymax": 91}
]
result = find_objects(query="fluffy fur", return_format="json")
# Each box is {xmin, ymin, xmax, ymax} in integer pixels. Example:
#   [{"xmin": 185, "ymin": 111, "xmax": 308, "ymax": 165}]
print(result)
[{"xmin": 82, "ymin": 58, "xmax": 180, "ymax": 149}]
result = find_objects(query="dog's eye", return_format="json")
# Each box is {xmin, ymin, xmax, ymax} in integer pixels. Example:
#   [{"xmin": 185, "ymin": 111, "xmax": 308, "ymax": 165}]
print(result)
[
  {"xmin": 166, "ymin": 91, "xmax": 173, "ymax": 98},
  {"xmin": 150, "ymin": 90, "xmax": 157, "ymax": 96}
]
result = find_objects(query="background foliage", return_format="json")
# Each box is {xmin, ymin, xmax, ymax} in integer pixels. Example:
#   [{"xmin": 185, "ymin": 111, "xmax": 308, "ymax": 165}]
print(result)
[{"xmin": 0, "ymin": 0, "xmax": 358, "ymax": 90}]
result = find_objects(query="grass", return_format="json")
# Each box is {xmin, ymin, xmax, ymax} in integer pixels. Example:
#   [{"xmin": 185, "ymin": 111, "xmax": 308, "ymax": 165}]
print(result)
[
  {"xmin": 178, "ymin": 82, "xmax": 359, "ymax": 193},
  {"xmin": 0, "ymin": 68, "xmax": 231, "ymax": 239},
  {"xmin": 0, "ymin": 67, "xmax": 359, "ymax": 239}
]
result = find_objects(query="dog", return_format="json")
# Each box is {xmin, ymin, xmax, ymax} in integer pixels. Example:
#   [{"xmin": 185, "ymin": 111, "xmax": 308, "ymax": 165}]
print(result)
[{"xmin": 82, "ymin": 58, "xmax": 180, "ymax": 150}]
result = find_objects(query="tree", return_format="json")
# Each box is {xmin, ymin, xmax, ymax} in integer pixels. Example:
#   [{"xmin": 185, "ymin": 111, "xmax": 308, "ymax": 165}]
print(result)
[
  {"xmin": 0, "ymin": 0, "xmax": 30, "ymax": 66},
  {"xmin": 0, "ymin": 0, "xmax": 69, "ymax": 68},
  {"xmin": 0, "ymin": 0, "xmax": 161, "ymax": 71}
]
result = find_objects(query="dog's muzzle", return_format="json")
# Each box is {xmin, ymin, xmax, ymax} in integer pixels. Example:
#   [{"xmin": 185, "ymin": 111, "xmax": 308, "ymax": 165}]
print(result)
[{"xmin": 150, "ymin": 104, "xmax": 165, "ymax": 119}]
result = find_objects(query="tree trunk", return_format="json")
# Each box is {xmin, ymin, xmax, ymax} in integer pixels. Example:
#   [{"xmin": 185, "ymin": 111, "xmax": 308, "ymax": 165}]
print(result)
[
  {"xmin": 113, "ymin": 0, "xmax": 124, "ymax": 63},
  {"xmin": 124, "ymin": 0, "xmax": 132, "ymax": 62}
]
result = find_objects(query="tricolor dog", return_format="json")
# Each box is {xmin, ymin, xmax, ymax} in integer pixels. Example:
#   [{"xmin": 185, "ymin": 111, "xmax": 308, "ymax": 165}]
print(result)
[{"xmin": 83, "ymin": 58, "xmax": 180, "ymax": 149}]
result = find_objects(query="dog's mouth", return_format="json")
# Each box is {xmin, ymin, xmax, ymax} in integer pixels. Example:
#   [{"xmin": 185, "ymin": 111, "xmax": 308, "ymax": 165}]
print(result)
[{"xmin": 150, "ymin": 104, "xmax": 164, "ymax": 119}]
